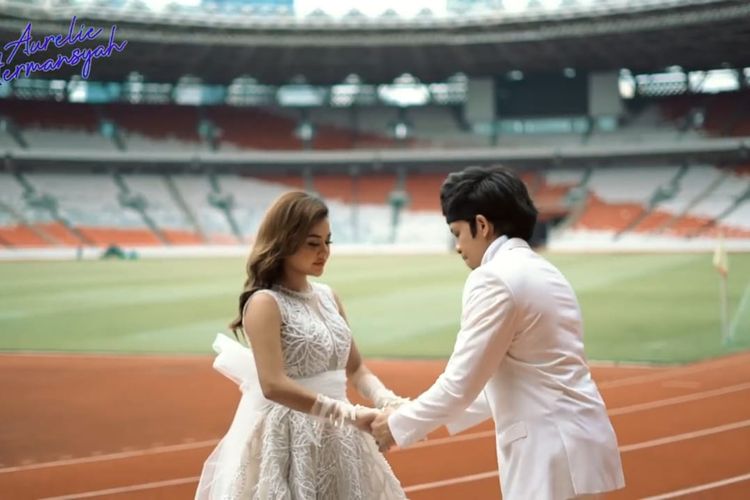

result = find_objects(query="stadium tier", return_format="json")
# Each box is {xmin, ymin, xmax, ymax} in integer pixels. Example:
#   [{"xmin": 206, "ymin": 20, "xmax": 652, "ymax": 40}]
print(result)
[
  {"xmin": 1, "ymin": 0, "xmax": 750, "ymax": 253},
  {"xmin": 2, "ymin": 165, "xmax": 749, "ymax": 249}
]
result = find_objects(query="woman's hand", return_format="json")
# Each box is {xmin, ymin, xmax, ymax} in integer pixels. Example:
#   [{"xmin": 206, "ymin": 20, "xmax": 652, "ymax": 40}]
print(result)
[{"xmin": 352, "ymin": 406, "xmax": 381, "ymax": 433}]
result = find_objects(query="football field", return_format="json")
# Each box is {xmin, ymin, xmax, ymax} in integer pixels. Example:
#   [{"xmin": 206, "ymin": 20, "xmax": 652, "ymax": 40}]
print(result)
[{"xmin": 1, "ymin": 252, "xmax": 749, "ymax": 363}]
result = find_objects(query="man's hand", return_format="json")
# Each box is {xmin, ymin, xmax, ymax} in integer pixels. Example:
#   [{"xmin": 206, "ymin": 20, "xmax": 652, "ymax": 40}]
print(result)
[
  {"xmin": 371, "ymin": 407, "xmax": 396, "ymax": 453},
  {"xmin": 353, "ymin": 406, "xmax": 380, "ymax": 433}
]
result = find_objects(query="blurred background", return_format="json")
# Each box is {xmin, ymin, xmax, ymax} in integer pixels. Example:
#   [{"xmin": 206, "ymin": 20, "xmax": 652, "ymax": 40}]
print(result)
[{"xmin": 1, "ymin": 0, "xmax": 750, "ymax": 498}]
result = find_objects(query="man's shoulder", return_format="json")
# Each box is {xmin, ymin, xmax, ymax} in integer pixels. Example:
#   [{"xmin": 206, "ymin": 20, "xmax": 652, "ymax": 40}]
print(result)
[
  {"xmin": 476, "ymin": 247, "xmax": 541, "ymax": 290},
  {"xmin": 465, "ymin": 262, "xmax": 509, "ymax": 293}
]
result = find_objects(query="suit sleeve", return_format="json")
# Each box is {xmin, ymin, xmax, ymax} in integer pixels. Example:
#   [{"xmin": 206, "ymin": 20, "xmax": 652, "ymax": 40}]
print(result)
[
  {"xmin": 445, "ymin": 390, "xmax": 492, "ymax": 435},
  {"xmin": 388, "ymin": 268, "xmax": 517, "ymax": 447}
]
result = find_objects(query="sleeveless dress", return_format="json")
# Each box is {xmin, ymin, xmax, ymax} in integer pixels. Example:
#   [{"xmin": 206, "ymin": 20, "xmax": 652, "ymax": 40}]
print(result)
[{"xmin": 196, "ymin": 282, "xmax": 407, "ymax": 500}]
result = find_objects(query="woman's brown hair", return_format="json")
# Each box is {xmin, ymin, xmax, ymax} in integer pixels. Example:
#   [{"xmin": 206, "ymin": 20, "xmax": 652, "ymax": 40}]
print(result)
[{"xmin": 229, "ymin": 191, "xmax": 329, "ymax": 337}]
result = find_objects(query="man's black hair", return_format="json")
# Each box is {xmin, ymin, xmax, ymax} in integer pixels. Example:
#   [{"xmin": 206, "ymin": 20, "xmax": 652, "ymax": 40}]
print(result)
[{"xmin": 440, "ymin": 166, "xmax": 538, "ymax": 241}]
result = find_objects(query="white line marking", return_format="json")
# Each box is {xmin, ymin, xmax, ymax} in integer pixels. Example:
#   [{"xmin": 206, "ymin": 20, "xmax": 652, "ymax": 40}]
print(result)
[
  {"xmin": 619, "ymin": 418, "xmax": 750, "ymax": 453},
  {"xmin": 403, "ymin": 470, "xmax": 498, "ymax": 493},
  {"xmin": 5, "ymin": 379, "xmax": 749, "ymax": 473},
  {"xmin": 608, "ymin": 381, "xmax": 750, "ymax": 416},
  {"xmin": 0, "ymin": 439, "xmax": 218, "ymax": 474},
  {"xmin": 405, "ymin": 420, "xmax": 750, "ymax": 492},
  {"xmin": 598, "ymin": 355, "xmax": 750, "ymax": 389},
  {"xmin": 406, "ymin": 431, "xmax": 495, "ymax": 450},
  {"xmin": 39, "ymin": 476, "xmax": 200, "ymax": 499},
  {"xmin": 588, "ymin": 361, "xmax": 664, "ymax": 369},
  {"xmin": 0, "ymin": 352, "xmax": 212, "ymax": 361},
  {"xmin": 28, "ymin": 420, "xmax": 750, "ymax": 498},
  {"xmin": 400, "ymin": 383, "xmax": 750, "ymax": 452},
  {"xmin": 642, "ymin": 472, "xmax": 750, "ymax": 499},
  {"xmin": 660, "ymin": 380, "xmax": 701, "ymax": 389}
]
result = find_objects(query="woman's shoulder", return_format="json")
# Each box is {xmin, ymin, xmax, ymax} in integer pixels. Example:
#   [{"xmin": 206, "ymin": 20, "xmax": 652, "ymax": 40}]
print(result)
[{"xmin": 244, "ymin": 288, "xmax": 282, "ymax": 316}]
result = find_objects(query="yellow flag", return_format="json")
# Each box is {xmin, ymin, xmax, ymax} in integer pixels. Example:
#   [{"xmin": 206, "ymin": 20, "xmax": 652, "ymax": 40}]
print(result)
[{"xmin": 713, "ymin": 232, "xmax": 729, "ymax": 277}]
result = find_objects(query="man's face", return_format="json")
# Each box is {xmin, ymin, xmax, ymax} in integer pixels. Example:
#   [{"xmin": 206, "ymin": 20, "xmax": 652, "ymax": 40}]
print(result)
[{"xmin": 449, "ymin": 219, "xmax": 491, "ymax": 270}]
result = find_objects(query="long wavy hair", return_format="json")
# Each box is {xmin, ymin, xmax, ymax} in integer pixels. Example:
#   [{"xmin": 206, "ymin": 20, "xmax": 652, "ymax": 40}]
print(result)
[{"xmin": 229, "ymin": 191, "xmax": 329, "ymax": 337}]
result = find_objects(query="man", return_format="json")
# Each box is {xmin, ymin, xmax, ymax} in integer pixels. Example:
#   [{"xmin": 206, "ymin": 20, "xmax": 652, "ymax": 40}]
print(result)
[{"xmin": 371, "ymin": 166, "xmax": 625, "ymax": 499}]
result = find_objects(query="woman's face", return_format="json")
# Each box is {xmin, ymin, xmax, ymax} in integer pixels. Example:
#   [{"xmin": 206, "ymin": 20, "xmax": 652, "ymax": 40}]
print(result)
[{"xmin": 285, "ymin": 218, "xmax": 332, "ymax": 277}]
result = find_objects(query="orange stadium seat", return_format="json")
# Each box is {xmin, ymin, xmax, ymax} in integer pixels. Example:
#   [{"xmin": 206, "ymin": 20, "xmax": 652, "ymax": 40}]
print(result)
[
  {"xmin": 2, "ymin": 100, "xmax": 101, "ymax": 131},
  {"xmin": 36, "ymin": 222, "xmax": 83, "ymax": 246},
  {"xmin": 105, "ymin": 103, "xmax": 202, "ymax": 143},
  {"xmin": 206, "ymin": 233, "xmax": 240, "ymax": 244},
  {"xmin": 250, "ymin": 174, "xmax": 306, "ymax": 190},
  {"xmin": 574, "ymin": 195, "xmax": 644, "ymax": 232},
  {"xmin": 532, "ymin": 183, "xmax": 573, "ymax": 213},
  {"xmin": 632, "ymin": 210, "xmax": 673, "ymax": 233},
  {"xmin": 205, "ymin": 107, "xmax": 302, "ymax": 150},
  {"xmin": 309, "ymin": 174, "xmax": 355, "ymax": 203},
  {"xmin": 0, "ymin": 225, "xmax": 49, "ymax": 247},
  {"xmin": 161, "ymin": 230, "xmax": 204, "ymax": 245},
  {"xmin": 356, "ymin": 174, "xmax": 398, "ymax": 204},
  {"xmin": 665, "ymin": 215, "xmax": 712, "ymax": 237},
  {"xmin": 77, "ymin": 228, "xmax": 162, "ymax": 246},
  {"xmin": 404, "ymin": 173, "xmax": 445, "ymax": 211}
]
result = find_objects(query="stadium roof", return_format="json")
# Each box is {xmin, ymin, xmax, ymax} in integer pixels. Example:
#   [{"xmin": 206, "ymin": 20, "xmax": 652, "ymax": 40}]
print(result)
[{"xmin": 1, "ymin": 0, "xmax": 749, "ymax": 84}]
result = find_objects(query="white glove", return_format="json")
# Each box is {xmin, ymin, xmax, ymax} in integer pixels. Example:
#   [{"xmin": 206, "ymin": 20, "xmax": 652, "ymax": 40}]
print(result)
[
  {"xmin": 352, "ymin": 372, "xmax": 410, "ymax": 410},
  {"xmin": 311, "ymin": 394, "xmax": 358, "ymax": 427}
]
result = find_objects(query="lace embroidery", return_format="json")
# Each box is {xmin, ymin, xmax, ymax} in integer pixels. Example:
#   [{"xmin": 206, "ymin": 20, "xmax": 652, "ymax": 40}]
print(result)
[{"xmin": 233, "ymin": 282, "xmax": 405, "ymax": 500}]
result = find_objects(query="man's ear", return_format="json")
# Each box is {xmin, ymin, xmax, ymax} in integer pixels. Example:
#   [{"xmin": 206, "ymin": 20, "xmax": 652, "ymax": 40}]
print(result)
[{"xmin": 475, "ymin": 215, "xmax": 493, "ymax": 239}]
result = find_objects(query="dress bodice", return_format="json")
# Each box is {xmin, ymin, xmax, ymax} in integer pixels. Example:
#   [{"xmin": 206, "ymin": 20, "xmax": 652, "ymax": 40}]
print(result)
[{"xmin": 257, "ymin": 282, "xmax": 352, "ymax": 379}]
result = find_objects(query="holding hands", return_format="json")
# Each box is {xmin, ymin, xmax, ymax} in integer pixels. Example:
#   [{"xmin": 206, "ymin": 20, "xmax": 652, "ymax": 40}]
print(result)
[
  {"xmin": 349, "ymin": 368, "xmax": 409, "ymax": 452},
  {"xmin": 370, "ymin": 407, "xmax": 397, "ymax": 452}
]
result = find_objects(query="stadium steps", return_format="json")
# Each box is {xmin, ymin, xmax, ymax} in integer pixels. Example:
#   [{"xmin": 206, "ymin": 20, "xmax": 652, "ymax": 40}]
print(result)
[
  {"xmin": 113, "ymin": 173, "xmax": 171, "ymax": 245},
  {"xmin": 532, "ymin": 182, "xmax": 574, "ymax": 218},
  {"xmin": 36, "ymin": 222, "xmax": 82, "ymax": 245},
  {"xmin": 688, "ymin": 183, "xmax": 750, "ymax": 238},
  {"xmin": 0, "ymin": 198, "xmax": 61, "ymax": 247},
  {"xmin": 556, "ymin": 191, "xmax": 588, "ymax": 231},
  {"xmin": 164, "ymin": 174, "xmax": 208, "ymax": 244},
  {"xmin": 653, "ymin": 168, "xmax": 726, "ymax": 234},
  {"xmin": 553, "ymin": 168, "xmax": 592, "ymax": 231},
  {"xmin": 99, "ymin": 111, "xmax": 127, "ymax": 152},
  {"xmin": 618, "ymin": 164, "xmax": 687, "ymax": 238},
  {"xmin": 0, "ymin": 229, "xmax": 11, "ymax": 247},
  {"xmin": 615, "ymin": 206, "xmax": 648, "ymax": 239},
  {"xmin": 632, "ymin": 165, "xmax": 688, "ymax": 233},
  {"xmin": 0, "ymin": 224, "xmax": 50, "ymax": 247},
  {"xmin": 0, "ymin": 116, "xmax": 28, "ymax": 148},
  {"xmin": 210, "ymin": 174, "xmax": 244, "ymax": 244},
  {"xmin": 91, "ymin": 105, "xmax": 125, "ymax": 151},
  {"xmin": 53, "ymin": 219, "xmax": 92, "ymax": 247},
  {"xmin": 14, "ymin": 172, "xmax": 94, "ymax": 246}
]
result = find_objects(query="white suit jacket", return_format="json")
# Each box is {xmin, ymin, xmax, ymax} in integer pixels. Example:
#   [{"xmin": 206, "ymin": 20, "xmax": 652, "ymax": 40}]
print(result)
[{"xmin": 388, "ymin": 237, "xmax": 625, "ymax": 499}]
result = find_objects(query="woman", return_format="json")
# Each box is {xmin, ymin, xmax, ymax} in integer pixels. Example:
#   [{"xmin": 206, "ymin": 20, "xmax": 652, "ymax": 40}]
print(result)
[{"xmin": 196, "ymin": 191, "xmax": 407, "ymax": 499}]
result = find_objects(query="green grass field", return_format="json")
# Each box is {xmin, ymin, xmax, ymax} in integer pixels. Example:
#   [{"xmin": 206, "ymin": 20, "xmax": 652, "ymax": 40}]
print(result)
[{"xmin": 1, "ymin": 252, "xmax": 749, "ymax": 364}]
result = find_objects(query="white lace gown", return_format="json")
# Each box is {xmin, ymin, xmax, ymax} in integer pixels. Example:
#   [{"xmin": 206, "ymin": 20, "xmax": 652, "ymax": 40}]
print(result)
[{"xmin": 196, "ymin": 282, "xmax": 407, "ymax": 500}]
